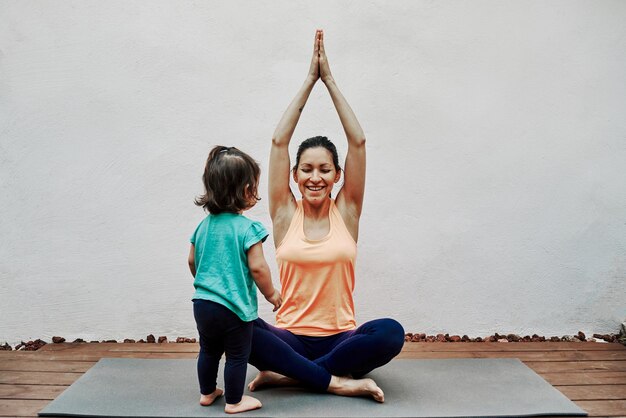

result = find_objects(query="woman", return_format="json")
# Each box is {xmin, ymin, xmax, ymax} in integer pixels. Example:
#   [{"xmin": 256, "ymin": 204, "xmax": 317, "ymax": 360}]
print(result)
[{"xmin": 248, "ymin": 30, "xmax": 404, "ymax": 402}]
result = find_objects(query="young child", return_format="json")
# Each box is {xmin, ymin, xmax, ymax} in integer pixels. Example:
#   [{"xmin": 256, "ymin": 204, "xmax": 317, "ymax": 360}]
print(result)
[{"xmin": 188, "ymin": 145, "xmax": 282, "ymax": 414}]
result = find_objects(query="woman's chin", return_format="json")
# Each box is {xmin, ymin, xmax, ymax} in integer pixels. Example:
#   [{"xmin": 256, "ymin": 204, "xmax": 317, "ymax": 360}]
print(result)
[{"xmin": 303, "ymin": 192, "xmax": 328, "ymax": 203}]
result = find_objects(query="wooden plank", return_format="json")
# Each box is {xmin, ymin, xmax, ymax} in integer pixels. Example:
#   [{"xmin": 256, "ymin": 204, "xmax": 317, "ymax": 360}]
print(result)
[
  {"xmin": 0, "ymin": 359, "xmax": 95, "ymax": 372},
  {"xmin": 0, "ymin": 384, "xmax": 67, "ymax": 400},
  {"xmin": 0, "ymin": 399, "xmax": 48, "ymax": 417},
  {"xmin": 0, "ymin": 350, "xmax": 198, "ymax": 362},
  {"xmin": 575, "ymin": 400, "xmax": 626, "ymax": 417},
  {"xmin": 109, "ymin": 344, "xmax": 199, "ymax": 353},
  {"xmin": 0, "ymin": 352, "xmax": 102, "ymax": 362},
  {"xmin": 0, "ymin": 371, "xmax": 81, "ymax": 385},
  {"xmin": 540, "ymin": 372, "xmax": 626, "ymax": 386},
  {"xmin": 46, "ymin": 351, "xmax": 199, "ymax": 359},
  {"xmin": 5, "ymin": 352, "xmax": 199, "ymax": 361},
  {"xmin": 1, "ymin": 350, "xmax": 191, "ymax": 360},
  {"xmin": 526, "ymin": 361, "xmax": 626, "ymax": 373},
  {"xmin": 0, "ymin": 351, "xmax": 50, "ymax": 358},
  {"xmin": 397, "ymin": 350, "xmax": 626, "ymax": 361},
  {"xmin": 401, "ymin": 342, "xmax": 626, "ymax": 352},
  {"xmin": 36, "ymin": 342, "xmax": 114, "ymax": 352},
  {"xmin": 35, "ymin": 343, "xmax": 116, "ymax": 353},
  {"xmin": 557, "ymin": 385, "xmax": 626, "ymax": 401},
  {"xmin": 38, "ymin": 342, "xmax": 198, "ymax": 353}
]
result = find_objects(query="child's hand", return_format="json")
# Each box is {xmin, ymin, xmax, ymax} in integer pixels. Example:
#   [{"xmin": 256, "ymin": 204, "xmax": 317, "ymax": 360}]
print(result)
[{"xmin": 265, "ymin": 288, "xmax": 283, "ymax": 312}]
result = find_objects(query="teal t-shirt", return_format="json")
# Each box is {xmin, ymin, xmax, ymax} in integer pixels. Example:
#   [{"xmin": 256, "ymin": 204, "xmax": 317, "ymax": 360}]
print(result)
[{"xmin": 190, "ymin": 212, "xmax": 269, "ymax": 322}]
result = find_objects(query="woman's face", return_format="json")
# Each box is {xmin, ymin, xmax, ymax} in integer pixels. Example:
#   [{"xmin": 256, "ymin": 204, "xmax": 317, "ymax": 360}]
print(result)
[{"xmin": 293, "ymin": 147, "xmax": 341, "ymax": 204}]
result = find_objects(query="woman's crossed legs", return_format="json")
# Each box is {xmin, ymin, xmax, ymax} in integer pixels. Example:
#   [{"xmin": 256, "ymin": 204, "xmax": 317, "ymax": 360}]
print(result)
[{"xmin": 247, "ymin": 318, "xmax": 404, "ymax": 402}]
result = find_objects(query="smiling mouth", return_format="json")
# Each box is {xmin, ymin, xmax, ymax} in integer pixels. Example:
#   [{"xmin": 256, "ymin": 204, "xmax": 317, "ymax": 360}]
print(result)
[{"xmin": 306, "ymin": 186, "xmax": 324, "ymax": 191}]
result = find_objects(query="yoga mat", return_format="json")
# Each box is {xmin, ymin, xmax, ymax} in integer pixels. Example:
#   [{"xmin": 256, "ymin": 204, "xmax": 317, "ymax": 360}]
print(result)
[{"xmin": 39, "ymin": 358, "xmax": 587, "ymax": 417}]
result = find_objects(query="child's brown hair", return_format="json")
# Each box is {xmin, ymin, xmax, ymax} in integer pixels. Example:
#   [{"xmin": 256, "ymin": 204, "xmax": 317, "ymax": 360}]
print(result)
[{"xmin": 195, "ymin": 146, "xmax": 261, "ymax": 214}]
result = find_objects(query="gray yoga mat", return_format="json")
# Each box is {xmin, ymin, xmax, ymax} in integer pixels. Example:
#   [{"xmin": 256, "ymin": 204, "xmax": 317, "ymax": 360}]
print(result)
[{"xmin": 39, "ymin": 358, "xmax": 586, "ymax": 417}]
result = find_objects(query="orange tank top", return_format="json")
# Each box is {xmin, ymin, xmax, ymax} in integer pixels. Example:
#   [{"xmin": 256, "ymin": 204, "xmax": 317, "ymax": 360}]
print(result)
[{"xmin": 275, "ymin": 199, "xmax": 357, "ymax": 336}]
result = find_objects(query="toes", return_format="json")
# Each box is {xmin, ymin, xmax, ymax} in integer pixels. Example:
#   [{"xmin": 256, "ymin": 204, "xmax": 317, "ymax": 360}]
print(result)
[{"xmin": 375, "ymin": 390, "xmax": 385, "ymax": 403}]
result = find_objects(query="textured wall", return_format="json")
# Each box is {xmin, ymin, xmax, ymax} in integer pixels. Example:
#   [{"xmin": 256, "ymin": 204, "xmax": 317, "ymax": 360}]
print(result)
[{"xmin": 1, "ymin": 1, "xmax": 625, "ymax": 345}]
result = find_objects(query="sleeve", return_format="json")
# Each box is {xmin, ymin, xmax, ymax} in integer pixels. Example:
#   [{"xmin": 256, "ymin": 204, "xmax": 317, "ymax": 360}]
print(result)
[
  {"xmin": 190, "ymin": 220, "xmax": 203, "ymax": 244},
  {"xmin": 243, "ymin": 220, "xmax": 269, "ymax": 252}
]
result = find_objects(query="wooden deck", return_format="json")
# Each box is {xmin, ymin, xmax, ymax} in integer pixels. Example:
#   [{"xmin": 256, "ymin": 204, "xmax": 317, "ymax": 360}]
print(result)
[{"xmin": 1, "ymin": 341, "xmax": 625, "ymax": 417}]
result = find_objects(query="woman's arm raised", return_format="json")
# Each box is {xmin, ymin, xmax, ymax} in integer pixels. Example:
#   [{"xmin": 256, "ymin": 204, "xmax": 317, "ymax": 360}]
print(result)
[
  {"xmin": 269, "ymin": 31, "xmax": 322, "ymax": 237},
  {"xmin": 319, "ymin": 31, "xmax": 366, "ymax": 232}
]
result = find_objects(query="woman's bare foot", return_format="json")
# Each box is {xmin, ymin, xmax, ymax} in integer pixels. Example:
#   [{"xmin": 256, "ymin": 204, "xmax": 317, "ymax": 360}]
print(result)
[
  {"xmin": 199, "ymin": 387, "xmax": 223, "ymax": 406},
  {"xmin": 248, "ymin": 370, "xmax": 298, "ymax": 391},
  {"xmin": 327, "ymin": 375, "xmax": 385, "ymax": 403},
  {"xmin": 224, "ymin": 395, "xmax": 262, "ymax": 414}
]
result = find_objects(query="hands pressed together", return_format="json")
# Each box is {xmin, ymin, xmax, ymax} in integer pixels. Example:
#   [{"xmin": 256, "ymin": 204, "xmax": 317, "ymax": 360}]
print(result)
[{"xmin": 308, "ymin": 29, "xmax": 333, "ymax": 84}]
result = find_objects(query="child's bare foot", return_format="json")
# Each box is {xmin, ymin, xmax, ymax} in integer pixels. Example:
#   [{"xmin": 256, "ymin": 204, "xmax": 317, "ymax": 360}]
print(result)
[
  {"xmin": 199, "ymin": 387, "xmax": 223, "ymax": 406},
  {"xmin": 248, "ymin": 370, "xmax": 297, "ymax": 391},
  {"xmin": 224, "ymin": 395, "xmax": 262, "ymax": 414},
  {"xmin": 327, "ymin": 375, "xmax": 385, "ymax": 403}
]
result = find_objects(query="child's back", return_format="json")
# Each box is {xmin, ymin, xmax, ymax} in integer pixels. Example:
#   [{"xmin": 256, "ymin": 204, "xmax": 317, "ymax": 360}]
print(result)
[{"xmin": 191, "ymin": 212, "xmax": 268, "ymax": 322}]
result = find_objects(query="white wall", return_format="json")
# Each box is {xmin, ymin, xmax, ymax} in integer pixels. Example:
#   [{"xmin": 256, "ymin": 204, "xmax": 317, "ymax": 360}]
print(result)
[{"xmin": 1, "ymin": 1, "xmax": 625, "ymax": 345}]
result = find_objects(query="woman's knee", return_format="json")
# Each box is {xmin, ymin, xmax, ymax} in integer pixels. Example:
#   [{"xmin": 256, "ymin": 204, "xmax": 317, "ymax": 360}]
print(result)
[
  {"xmin": 363, "ymin": 318, "xmax": 405, "ymax": 354},
  {"xmin": 384, "ymin": 318, "xmax": 405, "ymax": 350}
]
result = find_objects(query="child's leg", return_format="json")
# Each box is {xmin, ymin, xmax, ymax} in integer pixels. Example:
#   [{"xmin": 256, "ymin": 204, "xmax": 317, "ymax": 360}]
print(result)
[
  {"xmin": 222, "ymin": 320, "xmax": 254, "ymax": 405},
  {"xmin": 193, "ymin": 300, "xmax": 225, "ymax": 401},
  {"xmin": 197, "ymin": 339, "xmax": 224, "ymax": 405},
  {"xmin": 223, "ymin": 320, "xmax": 261, "ymax": 413}
]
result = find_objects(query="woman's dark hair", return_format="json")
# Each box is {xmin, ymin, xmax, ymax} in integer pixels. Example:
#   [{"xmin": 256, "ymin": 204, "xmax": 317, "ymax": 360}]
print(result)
[
  {"xmin": 195, "ymin": 146, "xmax": 261, "ymax": 214},
  {"xmin": 293, "ymin": 136, "xmax": 341, "ymax": 172}
]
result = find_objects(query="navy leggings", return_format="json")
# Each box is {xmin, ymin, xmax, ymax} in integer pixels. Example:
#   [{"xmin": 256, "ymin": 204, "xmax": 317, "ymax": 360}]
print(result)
[
  {"xmin": 248, "ymin": 317, "xmax": 405, "ymax": 391},
  {"xmin": 193, "ymin": 299, "xmax": 252, "ymax": 404}
]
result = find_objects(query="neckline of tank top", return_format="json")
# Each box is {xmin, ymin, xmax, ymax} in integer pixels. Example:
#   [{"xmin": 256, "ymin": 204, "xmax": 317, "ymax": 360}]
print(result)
[{"xmin": 300, "ymin": 199, "xmax": 334, "ymax": 243}]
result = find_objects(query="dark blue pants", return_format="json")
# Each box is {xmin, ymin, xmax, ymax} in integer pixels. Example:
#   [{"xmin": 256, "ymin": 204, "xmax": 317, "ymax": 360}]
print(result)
[
  {"xmin": 248, "ymin": 317, "xmax": 405, "ymax": 391},
  {"xmin": 193, "ymin": 299, "xmax": 252, "ymax": 404}
]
